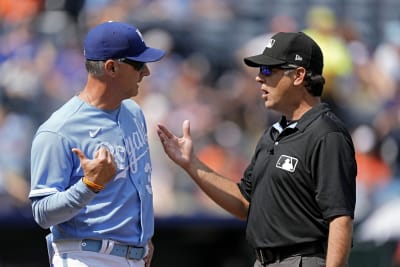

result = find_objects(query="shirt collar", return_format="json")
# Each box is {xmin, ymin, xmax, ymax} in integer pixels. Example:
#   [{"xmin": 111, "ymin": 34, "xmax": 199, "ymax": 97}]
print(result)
[
  {"xmin": 272, "ymin": 103, "xmax": 330, "ymax": 133},
  {"xmin": 272, "ymin": 116, "xmax": 298, "ymax": 134}
]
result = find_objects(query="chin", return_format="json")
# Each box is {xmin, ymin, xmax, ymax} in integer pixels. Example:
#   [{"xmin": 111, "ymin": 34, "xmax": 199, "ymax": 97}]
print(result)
[
  {"xmin": 131, "ymin": 88, "xmax": 139, "ymax": 97},
  {"xmin": 265, "ymin": 102, "xmax": 278, "ymax": 111}
]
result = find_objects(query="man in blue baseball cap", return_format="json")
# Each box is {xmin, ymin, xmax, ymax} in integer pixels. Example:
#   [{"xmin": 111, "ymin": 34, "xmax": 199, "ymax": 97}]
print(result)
[{"xmin": 29, "ymin": 21, "xmax": 164, "ymax": 267}]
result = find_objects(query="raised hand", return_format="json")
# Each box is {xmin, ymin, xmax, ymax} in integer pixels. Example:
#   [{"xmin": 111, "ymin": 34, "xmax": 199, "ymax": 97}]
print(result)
[
  {"xmin": 72, "ymin": 146, "xmax": 117, "ymax": 187},
  {"xmin": 157, "ymin": 120, "xmax": 193, "ymax": 169}
]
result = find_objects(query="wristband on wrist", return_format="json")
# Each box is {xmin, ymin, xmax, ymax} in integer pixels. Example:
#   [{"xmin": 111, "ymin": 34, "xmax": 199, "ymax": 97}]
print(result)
[{"xmin": 82, "ymin": 177, "xmax": 104, "ymax": 192}]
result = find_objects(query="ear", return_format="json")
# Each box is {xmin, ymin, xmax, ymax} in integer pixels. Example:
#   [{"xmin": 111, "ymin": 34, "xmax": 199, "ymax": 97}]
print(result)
[
  {"xmin": 104, "ymin": 60, "xmax": 118, "ymax": 77},
  {"xmin": 293, "ymin": 67, "xmax": 306, "ymax": 86}
]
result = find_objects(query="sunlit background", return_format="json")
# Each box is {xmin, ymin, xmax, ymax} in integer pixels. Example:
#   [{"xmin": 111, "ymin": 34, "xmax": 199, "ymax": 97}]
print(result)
[{"xmin": 1, "ymin": 0, "xmax": 400, "ymax": 266}]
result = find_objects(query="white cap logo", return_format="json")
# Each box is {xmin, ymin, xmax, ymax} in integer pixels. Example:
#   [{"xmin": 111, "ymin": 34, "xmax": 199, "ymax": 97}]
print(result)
[
  {"xmin": 295, "ymin": 54, "xmax": 303, "ymax": 61},
  {"xmin": 266, "ymin": 38, "xmax": 276, "ymax": 48},
  {"xmin": 136, "ymin": 29, "xmax": 145, "ymax": 43}
]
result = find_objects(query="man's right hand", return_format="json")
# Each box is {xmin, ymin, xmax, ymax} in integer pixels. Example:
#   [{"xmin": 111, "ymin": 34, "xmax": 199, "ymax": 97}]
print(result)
[{"xmin": 72, "ymin": 146, "xmax": 117, "ymax": 188}]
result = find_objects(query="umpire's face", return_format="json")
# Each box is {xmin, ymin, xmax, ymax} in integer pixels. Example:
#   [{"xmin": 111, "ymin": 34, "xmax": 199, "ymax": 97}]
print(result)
[{"xmin": 255, "ymin": 66, "xmax": 307, "ymax": 115}]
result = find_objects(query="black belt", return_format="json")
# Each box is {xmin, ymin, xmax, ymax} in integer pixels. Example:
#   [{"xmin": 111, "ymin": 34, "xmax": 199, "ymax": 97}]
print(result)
[{"xmin": 255, "ymin": 241, "xmax": 326, "ymax": 265}]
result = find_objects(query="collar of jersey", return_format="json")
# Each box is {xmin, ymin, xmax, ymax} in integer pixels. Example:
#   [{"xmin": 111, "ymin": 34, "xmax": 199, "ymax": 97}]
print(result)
[{"xmin": 276, "ymin": 103, "xmax": 331, "ymax": 133}]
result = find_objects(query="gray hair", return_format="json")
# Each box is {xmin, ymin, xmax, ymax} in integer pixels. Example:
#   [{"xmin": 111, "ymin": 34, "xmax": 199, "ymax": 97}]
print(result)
[{"xmin": 85, "ymin": 60, "xmax": 105, "ymax": 77}]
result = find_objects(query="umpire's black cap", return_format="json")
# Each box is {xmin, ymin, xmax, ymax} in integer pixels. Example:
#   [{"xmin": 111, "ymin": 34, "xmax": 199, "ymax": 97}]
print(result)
[{"xmin": 244, "ymin": 32, "xmax": 324, "ymax": 75}]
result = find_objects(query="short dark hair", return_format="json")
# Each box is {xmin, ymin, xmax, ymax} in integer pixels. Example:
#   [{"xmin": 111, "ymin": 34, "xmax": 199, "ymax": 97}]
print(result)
[{"xmin": 304, "ymin": 71, "xmax": 325, "ymax": 96}]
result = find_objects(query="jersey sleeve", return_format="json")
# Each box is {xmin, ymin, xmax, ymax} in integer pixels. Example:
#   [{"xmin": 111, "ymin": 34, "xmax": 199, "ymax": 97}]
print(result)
[
  {"xmin": 31, "ymin": 179, "xmax": 96, "ymax": 229},
  {"xmin": 238, "ymin": 156, "xmax": 256, "ymax": 202},
  {"xmin": 238, "ymin": 132, "xmax": 269, "ymax": 202},
  {"xmin": 312, "ymin": 131, "xmax": 357, "ymax": 219},
  {"xmin": 29, "ymin": 131, "xmax": 74, "ymax": 198}
]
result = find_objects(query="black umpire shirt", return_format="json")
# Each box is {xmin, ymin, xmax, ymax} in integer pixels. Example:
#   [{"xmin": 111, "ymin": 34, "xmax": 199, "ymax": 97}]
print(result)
[{"xmin": 238, "ymin": 103, "xmax": 357, "ymax": 249}]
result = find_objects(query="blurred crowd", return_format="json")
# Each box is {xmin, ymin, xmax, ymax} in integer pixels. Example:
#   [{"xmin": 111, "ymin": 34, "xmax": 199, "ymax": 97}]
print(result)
[{"xmin": 1, "ymin": 0, "xmax": 400, "ymax": 255}]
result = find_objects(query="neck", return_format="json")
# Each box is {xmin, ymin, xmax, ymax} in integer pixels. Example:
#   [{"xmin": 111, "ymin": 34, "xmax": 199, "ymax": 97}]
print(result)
[
  {"xmin": 286, "ymin": 97, "xmax": 320, "ymax": 121},
  {"xmin": 80, "ymin": 76, "xmax": 121, "ymax": 110}
]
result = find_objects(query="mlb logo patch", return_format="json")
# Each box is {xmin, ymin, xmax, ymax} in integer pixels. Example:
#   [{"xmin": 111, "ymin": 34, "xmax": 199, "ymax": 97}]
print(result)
[{"xmin": 276, "ymin": 155, "xmax": 298, "ymax": 172}]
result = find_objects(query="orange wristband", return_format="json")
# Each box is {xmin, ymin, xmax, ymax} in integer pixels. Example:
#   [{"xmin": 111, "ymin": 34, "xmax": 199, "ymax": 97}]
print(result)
[{"xmin": 82, "ymin": 177, "xmax": 104, "ymax": 192}]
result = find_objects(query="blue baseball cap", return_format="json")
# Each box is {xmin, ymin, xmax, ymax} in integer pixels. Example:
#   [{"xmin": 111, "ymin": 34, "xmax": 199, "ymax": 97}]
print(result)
[{"xmin": 84, "ymin": 21, "xmax": 165, "ymax": 62}]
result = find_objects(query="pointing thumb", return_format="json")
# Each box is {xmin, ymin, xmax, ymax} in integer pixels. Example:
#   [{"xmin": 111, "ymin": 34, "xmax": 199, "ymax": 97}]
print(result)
[
  {"xmin": 182, "ymin": 120, "xmax": 191, "ymax": 138},
  {"xmin": 72, "ymin": 148, "xmax": 86, "ymax": 161}
]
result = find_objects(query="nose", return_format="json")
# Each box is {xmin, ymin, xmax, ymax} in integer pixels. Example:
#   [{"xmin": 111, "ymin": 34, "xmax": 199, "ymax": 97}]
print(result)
[
  {"xmin": 142, "ymin": 64, "xmax": 150, "ymax": 76},
  {"xmin": 256, "ymin": 74, "xmax": 264, "ymax": 83}
]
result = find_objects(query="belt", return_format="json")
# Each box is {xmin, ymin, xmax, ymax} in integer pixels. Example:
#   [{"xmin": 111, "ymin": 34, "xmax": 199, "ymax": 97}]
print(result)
[
  {"xmin": 255, "ymin": 241, "xmax": 326, "ymax": 265},
  {"xmin": 80, "ymin": 239, "xmax": 146, "ymax": 260}
]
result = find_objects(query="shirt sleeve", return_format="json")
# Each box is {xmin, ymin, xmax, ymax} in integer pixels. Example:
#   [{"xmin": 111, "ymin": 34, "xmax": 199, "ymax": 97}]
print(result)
[
  {"xmin": 237, "ymin": 132, "xmax": 269, "ymax": 202},
  {"xmin": 313, "ymin": 132, "xmax": 357, "ymax": 219},
  {"xmin": 238, "ymin": 156, "xmax": 255, "ymax": 202},
  {"xmin": 29, "ymin": 131, "xmax": 75, "ymax": 197},
  {"xmin": 29, "ymin": 131, "xmax": 96, "ymax": 229},
  {"xmin": 31, "ymin": 180, "xmax": 96, "ymax": 229}
]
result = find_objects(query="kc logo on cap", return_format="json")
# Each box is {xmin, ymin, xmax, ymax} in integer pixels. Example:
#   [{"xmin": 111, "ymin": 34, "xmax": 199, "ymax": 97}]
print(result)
[{"xmin": 136, "ymin": 28, "xmax": 145, "ymax": 43}]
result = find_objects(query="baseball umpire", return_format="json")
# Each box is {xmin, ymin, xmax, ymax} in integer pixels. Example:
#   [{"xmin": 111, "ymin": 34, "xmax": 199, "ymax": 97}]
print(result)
[
  {"xmin": 29, "ymin": 21, "xmax": 164, "ymax": 267},
  {"xmin": 157, "ymin": 32, "xmax": 356, "ymax": 267}
]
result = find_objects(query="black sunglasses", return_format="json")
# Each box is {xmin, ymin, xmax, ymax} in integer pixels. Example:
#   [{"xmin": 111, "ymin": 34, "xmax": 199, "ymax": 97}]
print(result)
[
  {"xmin": 118, "ymin": 58, "xmax": 146, "ymax": 71},
  {"xmin": 259, "ymin": 64, "xmax": 299, "ymax": 76}
]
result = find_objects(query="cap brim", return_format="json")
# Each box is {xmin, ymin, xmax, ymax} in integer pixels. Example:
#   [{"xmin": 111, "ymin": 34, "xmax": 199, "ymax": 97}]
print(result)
[
  {"xmin": 126, "ymin": 47, "xmax": 165, "ymax": 63},
  {"xmin": 244, "ymin": 54, "xmax": 286, "ymax": 67}
]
